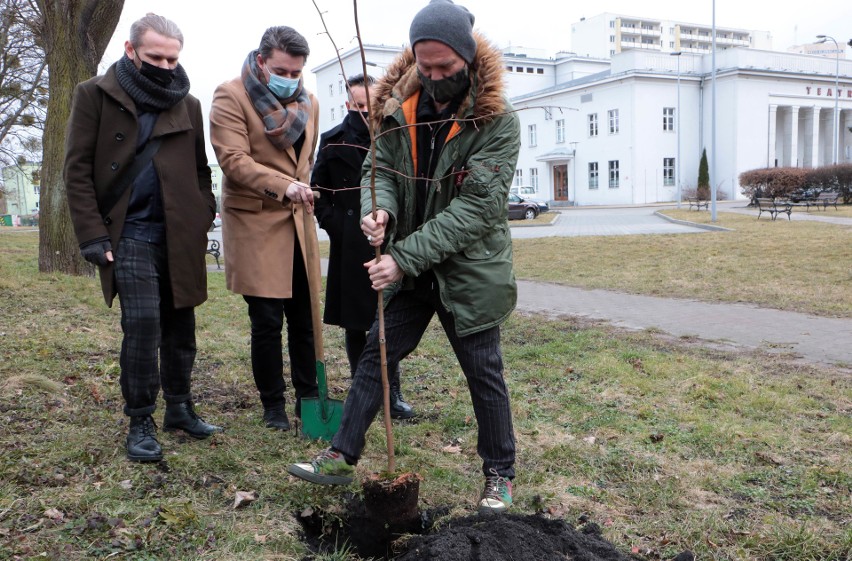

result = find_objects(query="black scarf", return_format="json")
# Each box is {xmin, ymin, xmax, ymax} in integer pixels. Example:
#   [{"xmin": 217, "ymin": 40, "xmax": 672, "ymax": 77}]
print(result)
[{"xmin": 115, "ymin": 55, "xmax": 190, "ymax": 112}]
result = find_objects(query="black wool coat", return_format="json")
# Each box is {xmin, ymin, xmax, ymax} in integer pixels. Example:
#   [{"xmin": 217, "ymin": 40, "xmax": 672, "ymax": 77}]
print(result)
[{"xmin": 311, "ymin": 116, "xmax": 379, "ymax": 331}]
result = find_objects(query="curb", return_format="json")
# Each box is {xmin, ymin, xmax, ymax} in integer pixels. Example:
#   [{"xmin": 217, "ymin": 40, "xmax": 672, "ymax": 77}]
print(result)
[
  {"xmin": 653, "ymin": 211, "xmax": 733, "ymax": 232},
  {"xmin": 509, "ymin": 212, "xmax": 560, "ymax": 228}
]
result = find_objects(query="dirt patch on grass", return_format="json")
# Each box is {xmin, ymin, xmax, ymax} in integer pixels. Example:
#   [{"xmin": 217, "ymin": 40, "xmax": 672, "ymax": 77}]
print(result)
[{"xmin": 396, "ymin": 514, "xmax": 646, "ymax": 561}]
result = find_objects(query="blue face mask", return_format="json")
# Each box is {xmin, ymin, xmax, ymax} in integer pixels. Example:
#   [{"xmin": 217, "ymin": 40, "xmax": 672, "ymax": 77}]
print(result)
[{"xmin": 267, "ymin": 73, "xmax": 300, "ymax": 99}]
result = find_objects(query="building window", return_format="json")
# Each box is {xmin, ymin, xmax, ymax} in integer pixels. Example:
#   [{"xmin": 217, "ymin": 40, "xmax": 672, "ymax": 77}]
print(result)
[
  {"xmin": 663, "ymin": 158, "xmax": 675, "ymax": 186},
  {"xmin": 544, "ymin": 107, "xmax": 553, "ymax": 120},
  {"xmin": 555, "ymin": 119, "xmax": 565, "ymax": 143},
  {"xmin": 530, "ymin": 168, "xmax": 539, "ymax": 189},
  {"xmin": 588, "ymin": 113, "xmax": 598, "ymax": 137},
  {"xmin": 588, "ymin": 162, "xmax": 599, "ymax": 189},
  {"xmin": 331, "ymin": 107, "xmax": 335, "ymax": 120},
  {"xmin": 526, "ymin": 67, "xmax": 534, "ymax": 73},
  {"xmin": 610, "ymin": 35, "xmax": 615, "ymax": 42},
  {"xmin": 610, "ymin": 20, "xmax": 615, "ymax": 28},
  {"xmin": 514, "ymin": 169, "xmax": 523, "ymax": 186},
  {"xmin": 506, "ymin": 65, "xmax": 513, "ymax": 71},
  {"xmin": 329, "ymin": 84, "xmax": 334, "ymax": 96},
  {"xmin": 608, "ymin": 160, "xmax": 620, "ymax": 188},
  {"xmin": 669, "ymin": 41, "xmax": 675, "ymax": 48},
  {"xmin": 211, "ymin": 183, "xmax": 218, "ymax": 192},
  {"xmin": 663, "ymin": 107, "xmax": 675, "ymax": 131},
  {"xmin": 528, "ymin": 124, "xmax": 537, "ymax": 147},
  {"xmin": 339, "ymin": 80, "xmax": 344, "ymax": 94},
  {"xmin": 537, "ymin": 68, "xmax": 544, "ymax": 74},
  {"xmin": 516, "ymin": 66, "xmax": 523, "ymax": 72},
  {"xmin": 340, "ymin": 105, "xmax": 345, "ymax": 118},
  {"xmin": 608, "ymin": 109, "xmax": 619, "ymax": 134},
  {"xmin": 610, "ymin": 49, "xmax": 616, "ymax": 56}
]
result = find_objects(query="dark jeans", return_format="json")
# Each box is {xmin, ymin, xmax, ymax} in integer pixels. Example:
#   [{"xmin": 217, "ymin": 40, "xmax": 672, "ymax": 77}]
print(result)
[
  {"xmin": 332, "ymin": 274, "xmax": 516, "ymax": 478},
  {"xmin": 113, "ymin": 238, "xmax": 195, "ymax": 416},
  {"xmin": 243, "ymin": 243, "xmax": 318, "ymax": 410}
]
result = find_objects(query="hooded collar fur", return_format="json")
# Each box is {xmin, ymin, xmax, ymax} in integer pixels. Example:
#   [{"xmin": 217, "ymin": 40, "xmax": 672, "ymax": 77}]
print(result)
[{"xmin": 370, "ymin": 32, "xmax": 507, "ymax": 129}]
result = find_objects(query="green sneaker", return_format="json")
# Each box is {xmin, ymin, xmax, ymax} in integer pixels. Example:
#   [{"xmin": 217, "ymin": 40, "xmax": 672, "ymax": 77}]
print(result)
[
  {"xmin": 288, "ymin": 448, "xmax": 354, "ymax": 485},
  {"xmin": 478, "ymin": 470, "xmax": 513, "ymax": 514}
]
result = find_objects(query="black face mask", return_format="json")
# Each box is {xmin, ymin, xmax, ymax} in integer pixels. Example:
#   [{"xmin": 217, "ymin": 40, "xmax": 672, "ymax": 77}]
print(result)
[
  {"xmin": 418, "ymin": 66, "xmax": 469, "ymax": 104},
  {"xmin": 138, "ymin": 59, "xmax": 177, "ymax": 87},
  {"xmin": 348, "ymin": 110, "xmax": 370, "ymax": 135}
]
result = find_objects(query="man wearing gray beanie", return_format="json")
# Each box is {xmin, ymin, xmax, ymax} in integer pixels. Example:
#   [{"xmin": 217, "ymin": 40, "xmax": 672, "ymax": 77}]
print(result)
[{"xmin": 290, "ymin": 0, "xmax": 521, "ymax": 516}]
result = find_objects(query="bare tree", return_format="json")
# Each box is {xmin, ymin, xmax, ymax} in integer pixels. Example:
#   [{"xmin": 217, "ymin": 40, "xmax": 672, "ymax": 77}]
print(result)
[
  {"xmin": 0, "ymin": 0, "xmax": 48, "ymax": 202},
  {"xmin": 33, "ymin": 0, "xmax": 123, "ymax": 274}
]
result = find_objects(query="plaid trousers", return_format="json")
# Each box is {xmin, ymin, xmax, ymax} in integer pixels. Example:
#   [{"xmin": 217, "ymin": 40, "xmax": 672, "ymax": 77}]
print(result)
[
  {"xmin": 332, "ymin": 273, "xmax": 516, "ymax": 478},
  {"xmin": 113, "ymin": 238, "xmax": 196, "ymax": 416}
]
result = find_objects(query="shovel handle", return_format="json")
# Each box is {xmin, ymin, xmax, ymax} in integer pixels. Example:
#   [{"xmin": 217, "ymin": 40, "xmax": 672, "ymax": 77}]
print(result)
[{"xmin": 301, "ymin": 204, "xmax": 329, "ymax": 411}]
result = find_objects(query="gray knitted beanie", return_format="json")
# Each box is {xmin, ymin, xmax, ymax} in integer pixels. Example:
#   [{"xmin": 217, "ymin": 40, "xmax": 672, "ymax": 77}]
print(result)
[{"xmin": 409, "ymin": 0, "xmax": 476, "ymax": 64}]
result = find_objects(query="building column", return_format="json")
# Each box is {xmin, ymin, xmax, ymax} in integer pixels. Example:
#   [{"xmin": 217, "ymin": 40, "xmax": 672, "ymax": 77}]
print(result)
[
  {"xmin": 789, "ymin": 106, "xmax": 800, "ymax": 167},
  {"xmin": 811, "ymin": 107, "xmax": 821, "ymax": 167},
  {"xmin": 767, "ymin": 104, "xmax": 778, "ymax": 167},
  {"xmin": 842, "ymin": 110, "xmax": 851, "ymax": 163}
]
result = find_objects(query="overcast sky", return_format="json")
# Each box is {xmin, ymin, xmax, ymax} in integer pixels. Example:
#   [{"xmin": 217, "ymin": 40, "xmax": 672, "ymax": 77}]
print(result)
[{"xmin": 101, "ymin": 0, "xmax": 852, "ymax": 159}]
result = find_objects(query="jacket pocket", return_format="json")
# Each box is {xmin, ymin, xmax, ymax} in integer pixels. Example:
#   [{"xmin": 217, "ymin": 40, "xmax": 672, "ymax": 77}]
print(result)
[
  {"xmin": 224, "ymin": 194, "xmax": 263, "ymax": 212},
  {"xmin": 462, "ymin": 226, "xmax": 509, "ymax": 261}
]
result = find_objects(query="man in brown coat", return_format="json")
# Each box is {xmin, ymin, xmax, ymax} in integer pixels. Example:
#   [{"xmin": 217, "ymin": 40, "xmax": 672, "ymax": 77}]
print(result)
[
  {"xmin": 210, "ymin": 26, "xmax": 320, "ymax": 431},
  {"xmin": 65, "ymin": 13, "xmax": 222, "ymax": 463}
]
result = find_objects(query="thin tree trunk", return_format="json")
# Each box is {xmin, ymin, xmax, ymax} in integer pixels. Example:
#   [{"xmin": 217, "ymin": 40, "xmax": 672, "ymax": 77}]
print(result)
[{"xmin": 35, "ymin": 0, "xmax": 123, "ymax": 274}]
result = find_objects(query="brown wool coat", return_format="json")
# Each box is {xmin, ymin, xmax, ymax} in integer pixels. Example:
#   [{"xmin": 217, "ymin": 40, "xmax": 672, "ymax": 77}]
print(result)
[
  {"xmin": 64, "ymin": 64, "xmax": 216, "ymax": 309},
  {"xmin": 209, "ymin": 77, "xmax": 320, "ymax": 298}
]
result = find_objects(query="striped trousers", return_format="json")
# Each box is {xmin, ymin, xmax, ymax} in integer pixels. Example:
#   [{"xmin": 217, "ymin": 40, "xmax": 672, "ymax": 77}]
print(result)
[{"xmin": 332, "ymin": 273, "xmax": 516, "ymax": 478}]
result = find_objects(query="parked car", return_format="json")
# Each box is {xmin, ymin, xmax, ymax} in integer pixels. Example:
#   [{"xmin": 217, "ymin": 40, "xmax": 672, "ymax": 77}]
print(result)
[
  {"xmin": 210, "ymin": 213, "xmax": 222, "ymax": 231},
  {"xmin": 787, "ymin": 187, "xmax": 821, "ymax": 203},
  {"xmin": 507, "ymin": 193, "xmax": 540, "ymax": 220}
]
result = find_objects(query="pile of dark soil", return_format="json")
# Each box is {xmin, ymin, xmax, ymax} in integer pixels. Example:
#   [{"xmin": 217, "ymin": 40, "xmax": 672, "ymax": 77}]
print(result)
[{"xmin": 393, "ymin": 513, "xmax": 641, "ymax": 561}]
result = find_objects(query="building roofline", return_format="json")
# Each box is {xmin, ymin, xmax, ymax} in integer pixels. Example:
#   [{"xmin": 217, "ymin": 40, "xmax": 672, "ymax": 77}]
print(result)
[{"xmin": 311, "ymin": 44, "xmax": 403, "ymax": 73}]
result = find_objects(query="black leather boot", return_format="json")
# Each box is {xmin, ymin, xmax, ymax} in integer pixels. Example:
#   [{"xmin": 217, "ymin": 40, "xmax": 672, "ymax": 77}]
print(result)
[
  {"xmin": 263, "ymin": 406, "xmax": 291, "ymax": 431},
  {"xmin": 389, "ymin": 368, "xmax": 415, "ymax": 420},
  {"xmin": 126, "ymin": 415, "xmax": 163, "ymax": 462},
  {"xmin": 163, "ymin": 401, "xmax": 224, "ymax": 439}
]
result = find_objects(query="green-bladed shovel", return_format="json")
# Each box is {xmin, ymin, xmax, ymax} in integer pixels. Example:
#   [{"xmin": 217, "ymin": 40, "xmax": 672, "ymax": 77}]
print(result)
[{"xmin": 299, "ymin": 203, "xmax": 343, "ymax": 441}]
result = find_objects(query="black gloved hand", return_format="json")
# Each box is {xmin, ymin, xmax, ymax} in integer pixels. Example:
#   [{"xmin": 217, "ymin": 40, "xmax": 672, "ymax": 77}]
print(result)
[{"xmin": 80, "ymin": 239, "xmax": 113, "ymax": 267}]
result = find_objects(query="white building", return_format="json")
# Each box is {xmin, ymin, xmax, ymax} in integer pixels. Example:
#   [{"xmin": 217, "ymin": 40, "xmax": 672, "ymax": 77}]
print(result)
[
  {"xmin": 1, "ymin": 162, "xmax": 40, "ymax": 217},
  {"xmin": 571, "ymin": 12, "xmax": 773, "ymax": 59},
  {"xmin": 309, "ymin": 15, "xmax": 851, "ymax": 207},
  {"xmin": 513, "ymin": 48, "xmax": 852, "ymax": 206}
]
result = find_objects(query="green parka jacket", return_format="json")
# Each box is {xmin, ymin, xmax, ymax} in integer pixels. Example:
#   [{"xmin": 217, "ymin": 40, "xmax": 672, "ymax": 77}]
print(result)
[{"xmin": 361, "ymin": 34, "xmax": 520, "ymax": 337}]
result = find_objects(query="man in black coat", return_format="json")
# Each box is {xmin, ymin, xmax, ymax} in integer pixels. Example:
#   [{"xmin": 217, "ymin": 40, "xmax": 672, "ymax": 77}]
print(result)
[{"xmin": 311, "ymin": 74, "xmax": 414, "ymax": 419}]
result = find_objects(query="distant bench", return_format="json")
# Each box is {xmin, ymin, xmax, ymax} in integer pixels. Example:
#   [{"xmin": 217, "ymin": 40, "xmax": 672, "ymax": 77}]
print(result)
[
  {"xmin": 755, "ymin": 198, "xmax": 792, "ymax": 221},
  {"xmin": 687, "ymin": 197, "xmax": 709, "ymax": 211},
  {"xmin": 207, "ymin": 239, "xmax": 221, "ymax": 269}
]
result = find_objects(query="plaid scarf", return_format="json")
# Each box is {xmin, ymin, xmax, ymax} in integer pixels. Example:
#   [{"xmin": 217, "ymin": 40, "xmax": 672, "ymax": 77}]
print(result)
[{"xmin": 241, "ymin": 50, "xmax": 311, "ymax": 151}]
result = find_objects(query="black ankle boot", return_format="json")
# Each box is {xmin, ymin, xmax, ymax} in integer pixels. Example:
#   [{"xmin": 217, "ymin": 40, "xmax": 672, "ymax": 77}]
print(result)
[
  {"xmin": 163, "ymin": 401, "xmax": 223, "ymax": 439},
  {"xmin": 263, "ymin": 406, "xmax": 291, "ymax": 431},
  {"xmin": 389, "ymin": 377, "xmax": 415, "ymax": 420},
  {"xmin": 126, "ymin": 415, "xmax": 163, "ymax": 462}
]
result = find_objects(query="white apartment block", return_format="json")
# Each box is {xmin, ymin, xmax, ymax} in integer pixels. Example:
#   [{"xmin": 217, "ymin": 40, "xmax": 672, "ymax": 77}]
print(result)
[{"xmin": 571, "ymin": 13, "xmax": 773, "ymax": 59}]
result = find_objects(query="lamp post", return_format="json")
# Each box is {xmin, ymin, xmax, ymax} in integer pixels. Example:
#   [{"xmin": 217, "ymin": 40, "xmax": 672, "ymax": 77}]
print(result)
[
  {"xmin": 816, "ymin": 35, "xmax": 840, "ymax": 165},
  {"xmin": 670, "ymin": 51, "xmax": 682, "ymax": 208}
]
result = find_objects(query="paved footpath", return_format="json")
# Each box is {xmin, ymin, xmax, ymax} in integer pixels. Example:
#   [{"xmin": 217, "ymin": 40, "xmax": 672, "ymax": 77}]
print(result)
[{"xmin": 516, "ymin": 281, "xmax": 852, "ymax": 369}]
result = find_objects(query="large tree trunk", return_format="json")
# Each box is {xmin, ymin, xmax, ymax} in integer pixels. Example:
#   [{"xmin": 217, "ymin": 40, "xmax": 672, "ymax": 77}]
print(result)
[{"xmin": 35, "ymin": 0, "xmax": 123, "ymax": 274}]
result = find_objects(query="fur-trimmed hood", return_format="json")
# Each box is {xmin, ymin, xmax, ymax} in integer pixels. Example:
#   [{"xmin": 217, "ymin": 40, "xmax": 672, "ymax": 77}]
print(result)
[{"xmin": 370, "ymin": 32, "xmax": 507, "ymax": 128}]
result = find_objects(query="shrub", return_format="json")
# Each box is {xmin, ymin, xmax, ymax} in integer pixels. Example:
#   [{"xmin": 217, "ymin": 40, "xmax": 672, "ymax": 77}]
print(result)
[{"xmin": 738, "ymin": 167, "xmax": 808, "ymax": 200}]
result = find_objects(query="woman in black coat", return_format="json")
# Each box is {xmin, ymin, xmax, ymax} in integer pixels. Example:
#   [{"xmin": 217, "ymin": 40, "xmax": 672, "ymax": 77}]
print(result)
[{"xmin": 311, "ymin": 75, "xmax": 414, "ymax": 419}]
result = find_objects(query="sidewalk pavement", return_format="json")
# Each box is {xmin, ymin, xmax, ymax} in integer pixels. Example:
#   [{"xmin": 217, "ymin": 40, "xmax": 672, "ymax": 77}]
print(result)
[{"xmin": 516, "ymin": 281, "xmax": 852, "ymax": 369}]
